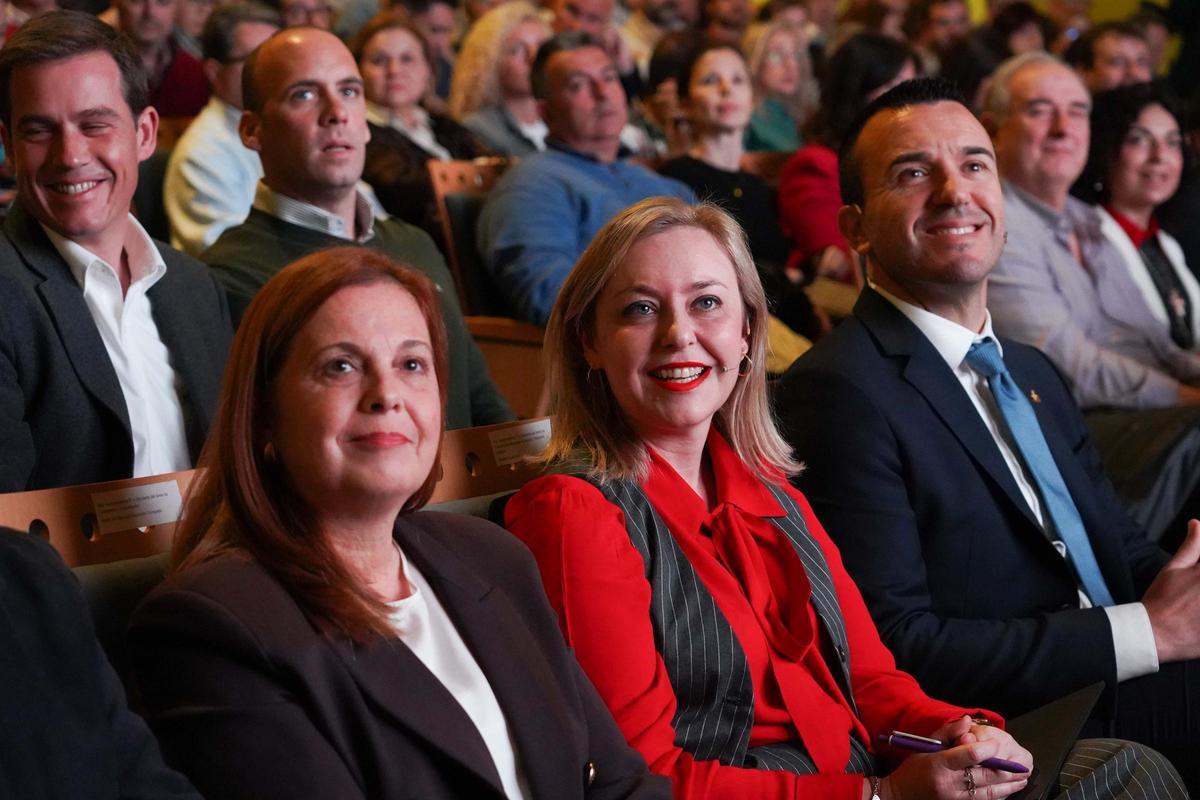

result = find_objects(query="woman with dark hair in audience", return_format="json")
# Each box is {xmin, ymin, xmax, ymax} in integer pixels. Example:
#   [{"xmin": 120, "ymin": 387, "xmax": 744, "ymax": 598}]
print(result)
[
  {"xmin": 740, "ymin": 20, "xmax": 817, "ymax": 153},
  {"xmin": 127, "ymin": 247, "xmax": 669, "ymax": 800},
  {"xmin": 777, "ymin": 32, "xmax": 917, "ymax": 283},
  {"xmin": 504, "ymin": 197, "xmax": 1034, "ymax": 799},
  {"xmin": 938, "ymin": 31, "xmax": 1005, "ymax": 112},
  {"xmin": 449, "ymin": 1, "xmax": 550, "ymax": 156},
  {"xmin": 941, "ymin": 3, "xmax": 1046, "ymax": 112},
  {"xmin": 1074, "ymin": 83, "xmax": 1200, "ymax": 352},
  {"xmin": 988, "ymin": 2, "xmax": 1047, "ymax": 57},
  {"xmin": 659, "ymin": 40, "xmax": 822, "ymax": 341},
  {"xmin": 352, "ymin": 13, "xmax": 490, "ymax": 239}
]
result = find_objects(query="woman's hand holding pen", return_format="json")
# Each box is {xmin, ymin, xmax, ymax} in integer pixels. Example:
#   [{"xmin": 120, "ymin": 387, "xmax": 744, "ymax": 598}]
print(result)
[
  {"xmin": 877, "ymin": 716, "xmax": 1032, "ymax": 800},
  {"xmin": 937, "ymin": 715, "xmax": 1034, "ymax": 773}
]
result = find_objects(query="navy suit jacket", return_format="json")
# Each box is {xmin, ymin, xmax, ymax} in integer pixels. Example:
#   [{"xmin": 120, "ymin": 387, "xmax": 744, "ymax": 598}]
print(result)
[
  {"xmin": 775, "ymin": 288, "xmax": 1170, "ymax": 717},
  {"xmin": 0, "ymin": 201, "xmax": 232, "ymax": 491},
  {"xmin": 129, "ymin": 511, "xmax": 668, "ymax": 800},
  {"xmin": 0, "ymin": 527, "xmax": 200, "ymax": 799}
]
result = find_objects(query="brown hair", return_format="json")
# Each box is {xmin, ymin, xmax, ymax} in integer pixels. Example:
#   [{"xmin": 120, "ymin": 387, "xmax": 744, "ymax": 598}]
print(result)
[
  {"xmin": 173, "ymin": 247, "xmax": 449, "ymax": 643},
  {"xmin": 349, "ymin": 10, "xmax": 433, "ymax": 69},
  {"xmin": 541, "ymin": 197, "xmax": 799, "ymax": 483},
  {"xmin": 0, "ymin": 10, "xmax": 149, "ymax": 127}
]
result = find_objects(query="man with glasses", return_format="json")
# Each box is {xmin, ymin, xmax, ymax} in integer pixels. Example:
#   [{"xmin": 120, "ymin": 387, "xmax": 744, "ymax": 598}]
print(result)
[
  {"xmin": 165, "ymin": 2, "xmax": 280, "ymax": 255},
  {"xmin": 271, "ymin": 0, "xmax": 331, "ymax": 29}
]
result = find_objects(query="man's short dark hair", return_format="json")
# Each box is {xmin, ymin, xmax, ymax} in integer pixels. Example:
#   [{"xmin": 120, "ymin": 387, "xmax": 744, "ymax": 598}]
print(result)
[
  {"xmin": 531, "ymin": 30, "xmax": 604, "ymax": 100},
  {"xmin": 902, "ymin": 0, "xmax": 963, "ymax": 41},
  {"xmin": 201, "ymin": 2, "xmax": 282, "ymax": 63},
  {"xmin": 1063, "ymin": 21, "xmax": 1146, "ymax": 70},
  {"xmin": 837, "ymin": 76, "xmax": 969, "ymax": 207},
  {"xmin": 395, "ymin": 0, "xmax": 457, "ymax": 15},
  {"xmin": 0, "ymin": 10, "xmax": 148, "ymax": 128}
]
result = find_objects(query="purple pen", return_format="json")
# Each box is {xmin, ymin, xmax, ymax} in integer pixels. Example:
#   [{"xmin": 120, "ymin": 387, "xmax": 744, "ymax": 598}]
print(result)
[{"xmin": 878, "ymin": 731, "xmax": 1031, "ymax": 774}]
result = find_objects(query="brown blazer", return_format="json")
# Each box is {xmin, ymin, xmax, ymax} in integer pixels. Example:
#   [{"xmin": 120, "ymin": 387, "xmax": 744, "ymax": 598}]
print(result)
[
  {"xmin": 128, "ymin": 511, "xmax": 668, "ymax": 800},
  {"xmin": 362, "ymin": 116, "xmax": 489, "ymax": 243}
]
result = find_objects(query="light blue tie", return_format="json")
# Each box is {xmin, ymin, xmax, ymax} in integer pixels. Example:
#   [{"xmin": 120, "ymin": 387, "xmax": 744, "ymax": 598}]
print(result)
[{"xmin": 965, "ymin": 338, "xmax": 1116, "ymax": 607}]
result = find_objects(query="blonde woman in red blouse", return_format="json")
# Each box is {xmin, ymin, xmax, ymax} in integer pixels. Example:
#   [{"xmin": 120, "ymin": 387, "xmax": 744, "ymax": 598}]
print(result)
[{"xmin": 504, "ymin": 197, "xmax": 1034, "ymax": 800}]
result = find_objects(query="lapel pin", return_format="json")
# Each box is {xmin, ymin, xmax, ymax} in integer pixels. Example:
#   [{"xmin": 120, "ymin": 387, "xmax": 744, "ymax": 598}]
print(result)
[{"xmin": 1028, "ymin": 390, "xmax": 1041, "ymax": 404}]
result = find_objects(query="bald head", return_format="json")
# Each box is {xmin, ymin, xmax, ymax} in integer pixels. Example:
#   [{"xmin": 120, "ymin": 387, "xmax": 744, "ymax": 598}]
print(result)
[
  {"xmin": 242, "ymin": 25, "xmax": 345, "ymax": 113},
  {"xmin": 238, "ymin": 26, "xmax": 369, "ymax": 206}
]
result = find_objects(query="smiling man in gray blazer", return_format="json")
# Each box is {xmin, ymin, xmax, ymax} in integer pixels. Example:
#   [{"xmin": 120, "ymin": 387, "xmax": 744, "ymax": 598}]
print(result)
[{"xmin": 0, "ymin": 11, "xmax": 231, "ymax": 492}]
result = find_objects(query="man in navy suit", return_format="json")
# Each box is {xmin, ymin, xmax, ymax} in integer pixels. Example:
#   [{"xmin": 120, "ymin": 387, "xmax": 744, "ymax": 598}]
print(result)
[{"xmin": 776, "ymin": 77, "xmax": 1200, "ymax": 788}]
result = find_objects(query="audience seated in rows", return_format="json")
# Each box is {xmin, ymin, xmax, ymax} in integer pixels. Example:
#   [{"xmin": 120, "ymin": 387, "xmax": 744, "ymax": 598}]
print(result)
[
  {"xmin": 449, "ymin": 0, "xmax": 549, "ymax": 156},
  {"xmin": 1073, "ymin": 83, "xmax": 1200, "ymax": 354},
  {"xmin": 200, "ymin": 26, "xmax": 512, "ymax": 429},
  {"xmin": 658, "ymin": 39, "xmax": 821, "ymax": 340},
  {"xmin": 353, "ymin": 13, "xmax": 490, "ymax": 244},
  {"xmin": 549, "ymin": 0, "xmax": 643, "ymax": 108},
  {"xmin": 128, "ymin": 247, "xmax": 670, "ymax": 800},
  {"xmin": 777, "ymin": 76, "xmax": 1200, "ymax": 794},
  {"xmin": 985, "ymin": 53, "xmax": 1200, "ymax": 542},
  {"xmin": 398, "ymin": 0, "xmax": 458, "ymax": 100},
  {"xmin": 741, "ymin": 20, "xmax": 816, "ymax": 153},
  {"xmin": 164, "ymin": 1, "xmax": 280, "ymax": 256},
  {"xmin": 173, "ymin": 0, "xmax": 212, "ymax": 58},
  {"xmin": 777, "ymin": 31, "xmax": 916, "ymax": 282},
  {"xmin": 620, "ymin": 0, "xmax": 688, "ymax": 80},
  {"xmin": 698, "ymin": 0, "xmax": 749, "ymax": 48},
  {"xmin": 505, "ymin": 195, "xmax": 1179, "ymax": 799},
  {"xmin": 476, "ymin": 31, "xmax": 693, "ymax": 325},
  {"xmin": 0, "ymin": 526, "xmax": 200, "ymax": 799},
  {"xmin": 268, "ymin": 0, "xmax": 331, "ymax": 29},
  {"xmin": 113, "ymin": 0, "xmax": 208, "ymax": 116},
  {"xmin": 903, "ymin": 0, "xmax": 971, "ymax": 75},
  {"xmin": 1063, "ymin": 20, "xmax": 1152, "ymax": 95},
  {"xmin": 0, "ymin": 11, "xmax": 231, "ymax": 492}
]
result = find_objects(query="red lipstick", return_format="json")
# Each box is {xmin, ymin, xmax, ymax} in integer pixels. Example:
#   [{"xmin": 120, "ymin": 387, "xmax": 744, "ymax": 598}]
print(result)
[{"xmin": 647, "ymin": 362, "xmax": 711, "ymax": 393}]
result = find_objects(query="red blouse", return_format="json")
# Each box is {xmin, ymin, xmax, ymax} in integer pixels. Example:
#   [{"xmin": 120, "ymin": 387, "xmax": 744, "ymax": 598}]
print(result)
[{"xmin": 505, "ymin": 432, "xmax": 995, "ymax": 800}]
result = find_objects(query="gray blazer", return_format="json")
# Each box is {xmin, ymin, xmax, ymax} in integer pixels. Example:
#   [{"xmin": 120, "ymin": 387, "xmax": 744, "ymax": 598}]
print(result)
[
  {"xmin": 0, "ymin": 201, "xmax": 232, "ymax": 491},
  {"xmin": 462, "ymin": 105, "xmax": 542, "ymax": 157}
]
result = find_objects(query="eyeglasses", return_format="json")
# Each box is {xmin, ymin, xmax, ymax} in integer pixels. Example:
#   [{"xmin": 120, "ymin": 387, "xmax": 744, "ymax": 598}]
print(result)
[{"xmin": 282, "ymin": 2, "xmax": 332, "ymax": 25}]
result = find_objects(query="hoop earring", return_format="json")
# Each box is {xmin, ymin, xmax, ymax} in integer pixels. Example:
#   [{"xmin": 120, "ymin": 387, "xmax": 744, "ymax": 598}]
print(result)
[
  {"xmin": 587, "ymin": 367, "xmax": 605, "ymax": 388},
  {"xmin": 737, "ymin": 355, "xmax": 752, "ymax": 377}
]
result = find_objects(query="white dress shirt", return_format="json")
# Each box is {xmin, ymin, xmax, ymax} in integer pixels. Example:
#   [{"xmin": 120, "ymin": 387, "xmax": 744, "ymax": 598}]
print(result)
[
  {"xmin": 874, "ymin": 285, "xmax": 1160, "ymax": 682},
  {"xmin": 387, "ymin": 548, "xmax": 531, "ymax": 800},
  {"xmin": 165, "ymin": 96, "xmax": 263, "ymax": 256},
  {"xmin": 251, "ymin": 181, "xmax": 383, "ymax": 243},
  {"xmin": 42, "ymin": 217, "xmax": 191, "ymax": 477}
]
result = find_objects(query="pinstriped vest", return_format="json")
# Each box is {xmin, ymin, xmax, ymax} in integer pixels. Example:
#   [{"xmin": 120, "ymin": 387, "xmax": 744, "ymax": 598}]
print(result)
[{"xmin": 587, "ymin": 477, "xmax": 876, "ymax": 776}]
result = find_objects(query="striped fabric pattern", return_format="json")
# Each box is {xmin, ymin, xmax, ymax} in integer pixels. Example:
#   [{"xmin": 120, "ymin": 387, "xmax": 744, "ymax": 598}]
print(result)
[
  {"xmin": 1058, "ymin": 739, "xmax": 1188, "ymax": 800},
  {"xmin": 593, "ymin": 478, "xmax": 875, "ymax": 777}
]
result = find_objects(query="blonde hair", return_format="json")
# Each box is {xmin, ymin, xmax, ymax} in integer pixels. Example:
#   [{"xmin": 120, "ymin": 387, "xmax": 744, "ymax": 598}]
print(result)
[
  {"xmin": 742, "ymin": 20, "xmax": 818, "ymax": 129},
  {"xmin": 541, "ymin": 197, "xmax": 800, "ymax": 483},
  {"xmin": 449, "ymin": 1, "xmax": 547, "ymax": 120}
]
